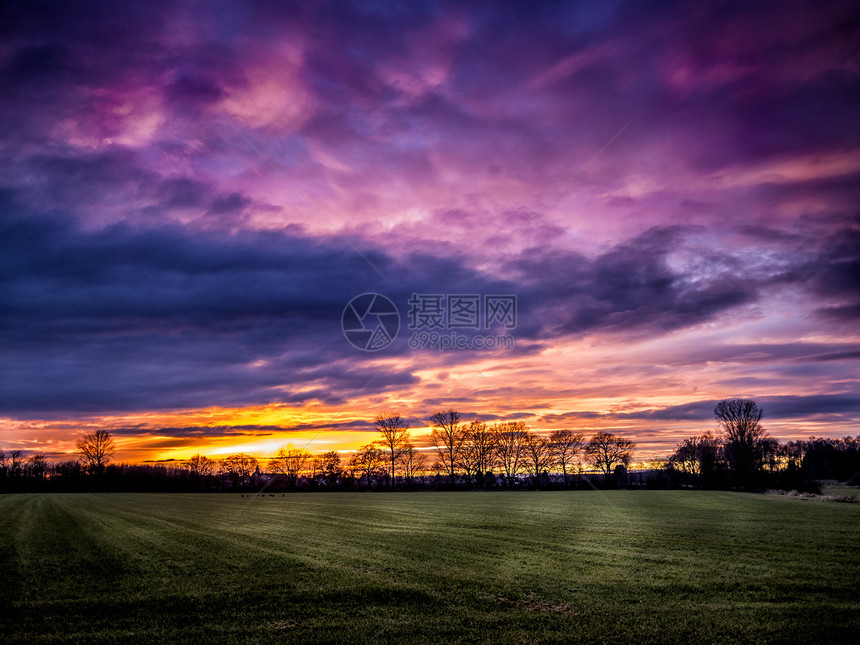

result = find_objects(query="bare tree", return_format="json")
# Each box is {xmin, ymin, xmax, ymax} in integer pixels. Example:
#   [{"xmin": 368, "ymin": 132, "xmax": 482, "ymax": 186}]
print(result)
[
  {"xmin": 430, "ymin": 460, "xmax": 445, "ymax": 479},
  {"xmin": 53, "ymin": 460, "xmax": 84, "ymax": 482},
  {"xmin": 268, "ymin": 446, "xmax": 309, "ymax": 488},
  {"xmin": 319, "ymin": 450, "xmax": 342, "ymax": 485},
  {"xmin": 184, "ymin": 454, "xmax": 216, "ymax": 477},
  {"xmin": 585, "ymin": 431, "xmax": 635, "ymax": 477},
  {"xmin": 400, "ymin": 442, "xmax": 426, "ymax": 486},
  {"xmin": 668, "ymin": 432, "xmax": 721, "ymax": 484},
  {"xmin": 76, "ymin": 430, "xmax": 115, "ymax": 474},
  {"xmin": 493, "ymin": 421, "xmax": 527, "ymax": 487},
  {"xmin": 349, "ymin": 442, "xmax": 386, "ymax": 488},
  {"xmin": 27, "ymin": 454, "xmax": 49, "ymax": 480},
  {"xmin": 222, "ymin": 453, "xmax": 259, "ymax": 487},
  {"xmin": 375, "ymin": 412, "xmax": 410, "ymax": 488},
  {"xmin": 3, "ymin": 450, "xmax": 25, "ymax": 480},
  {"xmin": 429, "ymin": 409, "xmax": 464, "ymax": 484},
  {"xmin": 760, "ymin": 437, "xmax": 783, "ymax": 474},
  {"xmin": 458, "ymin": 421, "xmax": 497, "ymax": 488},
  {"xmin": 670, "ymin": 436, "xmax": 704, "ymax": 477},
  {"xmin": 522, "ymin": 431, "xmax": 553, "ymax": 487},
  {"xmin": 307, "ymin": 454, "xmax": 323, "ymax": 485},
  {"xmin": 550, "ymin": 429, "xmax": 584, "ymax": 485},
  {"xmin": 714, "ymin": 398, "xmax": 767, "ymax": 487},
  {"xmin": 455, "ymin": 423, "xmax": 479, "ymax": 486}
]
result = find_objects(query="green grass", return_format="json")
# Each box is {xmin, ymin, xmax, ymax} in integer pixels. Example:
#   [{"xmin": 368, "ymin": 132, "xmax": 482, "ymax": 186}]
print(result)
[
  {"xmin": 1, "ymin": 491, "xmax": 858, "ymax": 643},
  {"xmin": 821, "ymin": 484, "xmax": 858, "ymax": 500}
]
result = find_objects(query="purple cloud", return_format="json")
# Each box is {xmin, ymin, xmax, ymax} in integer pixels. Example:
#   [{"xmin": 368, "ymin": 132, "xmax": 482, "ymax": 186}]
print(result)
[{"xmin": 1, "ymin": 0, "xmax": 859, "ymax": 455}]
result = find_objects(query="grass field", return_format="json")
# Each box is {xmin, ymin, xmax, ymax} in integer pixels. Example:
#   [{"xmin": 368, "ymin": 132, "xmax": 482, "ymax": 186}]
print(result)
[{"xmin": 1, "ymin": 491, "xmax": 858, "ymax": 643}]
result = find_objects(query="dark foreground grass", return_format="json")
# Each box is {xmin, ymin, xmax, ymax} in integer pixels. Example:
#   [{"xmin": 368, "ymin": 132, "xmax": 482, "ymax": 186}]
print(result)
[{"xmin": 1, "ymin": 491, "xmax": 858, "ymax": 643}]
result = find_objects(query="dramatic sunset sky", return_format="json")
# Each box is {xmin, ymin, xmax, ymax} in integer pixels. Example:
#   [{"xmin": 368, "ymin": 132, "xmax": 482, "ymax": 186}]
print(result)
[{"xmin": 1, "ymin": 0, "xmax": 858, "ymax": 464}]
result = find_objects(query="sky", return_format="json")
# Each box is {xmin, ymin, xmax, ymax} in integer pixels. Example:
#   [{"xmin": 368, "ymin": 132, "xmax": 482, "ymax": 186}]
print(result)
[{"xmin": 1, "ymin": 0, "xmax": 859, "ymax": 465}]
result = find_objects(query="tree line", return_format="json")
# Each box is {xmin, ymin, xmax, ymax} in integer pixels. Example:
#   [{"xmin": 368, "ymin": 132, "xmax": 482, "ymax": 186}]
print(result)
[
  {"xmin": 666, "ymin": 399, "xmax": 860, "ymax": 491},
  {"xmin": 0, "ymin": 411, "xmax": 635, "ymax": 492},
  {"xmin": 345, "ymin": 411, "xmax": 635, "ymax": 489},
  {"xmin": 1, "ymin": 400, "xmax": 857, "ymax": 493}
]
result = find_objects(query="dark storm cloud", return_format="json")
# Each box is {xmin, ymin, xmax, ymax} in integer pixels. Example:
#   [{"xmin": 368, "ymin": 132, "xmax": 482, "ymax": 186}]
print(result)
[
  {"xmin": 107, "ymin": 419, "xmax": 380, "ymax": 444},
  {"xmin": 2, "ymin": 185, "xmax": 856, "ymax": 416},
  {"xmin": 633, "ymin": 394, "xmax": 860, "ymax": 422},
  {"xmin": 1, "ymin": 0, "xmax": 859, "ymax": 428},
  {"xmin": 0, "ymin": 195, "xmax": 418, "ymax": 412},
  {"xmin": 758, "ymin": 394, "xmax": 860, "ymax": 420},
  {"xmin": 755, "ymin": 213, "xmax": 860, "ymax": 321},
  {"xmin": 811, "ymin": 223, "xmax": 860, "ymax": 320},
  {"xmin": 539, "ymin": 393, "xmax": 860, "ymax": 424},
  {"xmin": 1, "ymin": 197, "xmax": 787, "ymax": 415},
  {"xmin": 645, "ymin": 341, "xmax": 860, "ymax": 367},
  {"xmin": 0, "ymin": 0, "xmax": 176, "ymax": 144},
  {"xmin": 111, "ymin": 425, "xmax": 279, "ymax": 438},
  {"xmin": 2, "ymin": 0, "xmax": 857, "ymax": 162},
  {"xmin": 511, "ymin": 226, "xmax": 757, "ymax": 338}
]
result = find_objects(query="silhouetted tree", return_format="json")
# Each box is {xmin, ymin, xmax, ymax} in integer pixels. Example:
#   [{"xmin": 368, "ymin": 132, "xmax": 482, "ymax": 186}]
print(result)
[
  {"xmin": 76, "ymin": 430, "xmax": 115, "ymax": 474},
  {"xmin": 268, "ymin": 446, "xmax": 309, "ymax": 488},
  {"xmin": 586, "ymin": 431, "xmax": 635, "ymax": 479},
  {"xmin": 493, "ymin": 421, "xmax": 527, "ymax": 487},
  {"xmin": 550, "ymin": 429, "xmax": 584, "ymax": 485},
  {"xmin": 6, "ymin": 450, "xmax": 25, "ymax": 480},
  {"xmin": 523, "ymin": 431, "xmax": 552, "ymax": 487},
  {"xmin": 459, "ymin": 421, "xmax": 497, "ymax": 488},
  {"xmin": 52, "ymin": 459, "xmax": 84, "ymax": 486},
  {"xmin": 668, "ymin": 432, "xmax": 722, "ymax": 486},
  {"xmin": 760, "ymin": 437, "xmax": 783, "ymax": 473},
  {"xmin": 430, "ymin": 460, "xmax": 445, "ymax": 479},
  {"xmin": 319, "ymin": 450, "xmax": 342, "ymax": 485},
  {"xmin": 221, "ymin": 453, "xmax": 258, "ymax": 489},
  {"xmin": 349, "ymin": 442, "xmax": 385, "ymax": 488},
  {"xmin": 375, "ymin": 412, "xmax": 410, "ymax": 488},
  {"xmin": 27, "ymin": 454, "xmax": 49, "ymax": 481},
  {"xmin": 714, "ymin": 398, "xmax": 767, "ymax": 488},
  {"xmin": 0, "ymin": 450, "xmax": 25, "ymax": 490},
  {"xmin": 307, "ymin": 454, "xmax": 325, "ymax": 485},
  {"xmin": 795, "ymin": 436, "xmax": 860, "ymax": 481},
  {"xmin": 184, "ymin": 454, "xmax": 216, "ymax": 477},
  {"xmin": 400, "ymin": 442, "xmax": 426, "ymax": 486},
  {"xmin": 429, "ymin": 409, "xmax": 464, "ymax": 484},
  {"xmin": 784, "ymin": 440, "xmax": 805, "ymax": 471}
]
